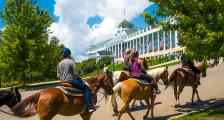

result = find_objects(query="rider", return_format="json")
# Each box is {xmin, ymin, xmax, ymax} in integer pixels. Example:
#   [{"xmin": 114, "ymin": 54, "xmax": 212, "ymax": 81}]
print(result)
[
  {"xmin": 103, "ymin": 64, "xmax": 109, "ymax": 74},
  {"xmin": 57, "ymin": 48, "xmax": 95, "ymax": 112},
  {"xmin": 123, "ymin": 48, "xmax": 132, "ymax": 72},
  {"xmin": 180, "ymin": 53, "xmax": 201, "ymax": 85},
  {"xmin": 129, "ymin": 49, "xmax": 161, "ymax": 95}
]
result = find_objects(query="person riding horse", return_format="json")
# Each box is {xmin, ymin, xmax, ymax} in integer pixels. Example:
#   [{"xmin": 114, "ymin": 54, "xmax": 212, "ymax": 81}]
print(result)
[
  {"xmin": 180, "ymin": 53, "xmax": 201, "ymax": 85},
  {"xmin": 129, "ymin": 49, "xmax": 161, "ymax": 95},
  {"xmin": 57, "ymin": 48, "xmax": 95, "ymax": 112},
  {"xmin": 123, "ymin": 48, "xmax": 132, "ymax": 72}
]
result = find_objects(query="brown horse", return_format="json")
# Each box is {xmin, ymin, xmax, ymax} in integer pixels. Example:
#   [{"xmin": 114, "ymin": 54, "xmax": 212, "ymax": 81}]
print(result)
[
  {"xmin": 109, "ymin": 58, "xmax": 169, "ymax": 120},
  {"xmin": 10, "ymin": 72, "xmax": 114, "ymax": 120},
  {"xmin": 165, "ymin": 61, "xmax": 207, "ymax": 107},
  {"xmin": 111, "ymin": 67, "xmax": 169, "ymax": 114}
]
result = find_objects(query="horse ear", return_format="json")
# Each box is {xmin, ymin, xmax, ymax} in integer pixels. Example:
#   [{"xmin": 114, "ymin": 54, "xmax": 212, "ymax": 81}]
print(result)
[
  {"xmin": 166, "ymin": 66, "xmax": 168, "ymax": 70},
  {"xmin": 11, "ymin": 86, "xmax": 13, "ymax": 91}
]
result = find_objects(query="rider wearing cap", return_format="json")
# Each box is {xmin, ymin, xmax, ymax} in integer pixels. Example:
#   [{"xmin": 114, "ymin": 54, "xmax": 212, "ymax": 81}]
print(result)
[{"xmin": 57, "ymin": 48, "xmax": 95, "ymax": 112}]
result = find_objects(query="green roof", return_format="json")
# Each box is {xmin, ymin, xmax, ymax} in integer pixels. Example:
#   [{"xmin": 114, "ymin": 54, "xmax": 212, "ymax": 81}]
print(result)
[
  {"xmin": 124, "ymin": 29, "xmax": 137, "ymax": 35},
  {"xmin": 118, "ymin": 19, "xmax": 134, "ymax": 28}
]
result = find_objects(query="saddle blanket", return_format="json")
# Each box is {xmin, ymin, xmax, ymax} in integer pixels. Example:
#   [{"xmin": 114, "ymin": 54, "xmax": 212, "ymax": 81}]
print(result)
[
  {"xmin": 57, "ymin": 86, "xmax": 84, "ymax": 96},
  {"xmin": 129, "ymin": 78, "xmax": 151, "ymax": 85}
]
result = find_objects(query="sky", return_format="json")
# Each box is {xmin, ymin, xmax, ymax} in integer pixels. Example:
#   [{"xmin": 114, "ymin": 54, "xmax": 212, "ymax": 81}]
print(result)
[{"xmin": 0, "ymin": 0, "xmax": 158, "ymax": 61}]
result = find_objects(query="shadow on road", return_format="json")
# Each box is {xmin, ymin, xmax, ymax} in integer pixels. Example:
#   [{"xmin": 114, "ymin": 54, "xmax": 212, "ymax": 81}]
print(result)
[
  {"xmin": 175, "ymin": 98, "xmax": 224, "ymax": 113},
  {"xmin": 130, "ymin": 102, "xmax": 162, "ymax": 112}
]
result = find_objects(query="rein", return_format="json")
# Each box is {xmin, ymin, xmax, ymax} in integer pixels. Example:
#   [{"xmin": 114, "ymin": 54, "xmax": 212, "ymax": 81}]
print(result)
[{"xmin": 0, "ymin": 108, "xmax": 15, "ymax": 116}]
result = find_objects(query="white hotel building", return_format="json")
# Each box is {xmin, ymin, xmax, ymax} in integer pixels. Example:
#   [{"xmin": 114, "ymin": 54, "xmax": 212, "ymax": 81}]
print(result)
[{"xmin": 86, "ymin": 19, "xmax": 184, "ymax": 62}]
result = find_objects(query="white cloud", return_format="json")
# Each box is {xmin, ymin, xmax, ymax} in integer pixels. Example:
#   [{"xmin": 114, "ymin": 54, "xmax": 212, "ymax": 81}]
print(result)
[{"xmin": 49, "ymin": 0, "xmax": 151, "ymax": 61}]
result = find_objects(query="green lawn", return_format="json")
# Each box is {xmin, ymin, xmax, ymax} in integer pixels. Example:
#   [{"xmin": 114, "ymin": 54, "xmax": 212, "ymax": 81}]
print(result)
[{"xmin": 175, "ymin": 104, "xmax": 224, "ymax": 120}]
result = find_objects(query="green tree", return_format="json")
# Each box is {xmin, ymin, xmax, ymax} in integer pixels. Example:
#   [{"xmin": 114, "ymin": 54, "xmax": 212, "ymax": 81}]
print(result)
[
  {"xmin": 144, "ymin": 0, "xmax": 224, "ymax": 65},
  {"xmin": 0, "ymin": 0, "xmax": 54, "ymax": 86}
]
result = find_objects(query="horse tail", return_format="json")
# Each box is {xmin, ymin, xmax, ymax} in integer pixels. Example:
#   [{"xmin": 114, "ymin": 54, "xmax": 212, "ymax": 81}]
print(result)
[
  {"xmin": 165, "ymin": 69, "xmax": 179, "ymax": 89},
  {"xmin": 108, "ymin": 82, "xmax": 123, "ymax": 110},
  {"xmin": 11, "ymin": 92, "xmax": 40, "ymax": 117}
]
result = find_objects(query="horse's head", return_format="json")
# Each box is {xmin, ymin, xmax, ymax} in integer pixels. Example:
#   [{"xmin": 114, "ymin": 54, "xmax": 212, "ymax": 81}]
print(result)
[
  {"xmin": 6, "ymin": 87, "xmax": 21, "ymax": 108},
  {"xmin": 160, "ymin": 66, "xmax": 169, "ymax": 85},
  {"xmin": 98, "ymin": 71, "xmax": 114, "ymax": 95},
  {"xmin": 196, "ymin": 61, "xmax": 207, "ymax": 77}
]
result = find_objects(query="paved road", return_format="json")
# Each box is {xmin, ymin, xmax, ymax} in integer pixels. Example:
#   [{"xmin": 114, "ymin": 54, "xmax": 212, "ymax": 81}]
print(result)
[{"xmin": 0, "ymin": 63, "xmax": 224, "ymax": 120}]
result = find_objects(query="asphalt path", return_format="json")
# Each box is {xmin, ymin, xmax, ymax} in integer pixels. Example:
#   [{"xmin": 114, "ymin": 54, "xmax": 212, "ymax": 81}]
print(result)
[{"xmin": 0, "ymin": 63, "xmax": 224, "ymax": 120}]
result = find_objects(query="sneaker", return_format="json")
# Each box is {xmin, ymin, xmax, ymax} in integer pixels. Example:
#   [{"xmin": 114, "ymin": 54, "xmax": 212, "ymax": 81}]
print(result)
[{"xmin": 153, "ymin": 89, "xmax": 161, "ymax": 95}]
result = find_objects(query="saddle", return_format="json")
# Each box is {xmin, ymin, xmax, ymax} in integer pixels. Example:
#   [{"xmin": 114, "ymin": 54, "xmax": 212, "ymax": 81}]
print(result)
[
  {"xmin": 130, "ymin": 78, "xmax": 151, "ymax": 85},
  {"xmin": 182, "ymin": 66, "xmax": 196, "ymax": 76},
  {"xmin": 180, "ymin": 67, "xmax": 200, "ymax": 85}
]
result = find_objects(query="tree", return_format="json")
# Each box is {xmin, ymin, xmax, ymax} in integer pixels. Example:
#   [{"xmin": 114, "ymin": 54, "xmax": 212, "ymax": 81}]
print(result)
[
  {"xmin": 0, "ymin": 0, "xmax": 55, "ymax": 86},
  {"xmin": 144, "ymin": 0, "xmax": 224, "ymax": 66}
]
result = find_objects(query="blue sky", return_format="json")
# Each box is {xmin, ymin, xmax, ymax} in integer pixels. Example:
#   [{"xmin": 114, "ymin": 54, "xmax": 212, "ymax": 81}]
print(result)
[
  {"xmin": 0, "ymin": 0, "xmax": 157, "ymax": 60},
  {"xmin": 0, "ymin": 0, "xmax": 158, "ymax": 29}
]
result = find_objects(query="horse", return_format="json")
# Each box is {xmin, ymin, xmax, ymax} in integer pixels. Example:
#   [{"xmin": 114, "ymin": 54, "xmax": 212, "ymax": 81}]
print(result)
[
  {"xmin": 0, "ymin": 87, "xmax": 21, "ymax": 108},
  {"xmin": 111, "ymin": 67, "xmax": 169, "ymax": 114},
  {"xmin": 9, "ymin": 72, "xmax": 114, "ymax": 120},
  {"xmin": 131, "ymin": 66, "xmax": 169, "ymax": 108},
  {"xmin": 165, "ymin": 61, "xmax": 207, "ymax": 107},
  {"xmin": 109, "ymin": 59, "xmax": 169, "ymax": 120}
]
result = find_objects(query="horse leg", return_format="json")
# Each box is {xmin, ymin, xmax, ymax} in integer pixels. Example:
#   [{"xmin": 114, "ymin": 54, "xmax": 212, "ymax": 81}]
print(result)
[
  {"xmin": 150, "ymin": 95, "xmax": 156, "ymax": 118},
  {"xmin": 140, "ymin": 100, "xmax": 145, "ymax": 106},
  {"xmin": 175, "ymin": 85, "xmax": 184, "ymax": 108},
  {"xmin": 126, "ymin": 105, "xmax": 135, "ymax": 120},
  {"xmin": 112, "ymin": 100, "xmax": 118, "ymax": 115},
  {"xmin": 174, "ymin": 85, "xmax": 178, "ymax": 104},
  {"xmin": 80, "ymin": 112, "xmax": 93, "ymax": 120},
  {"xmin": 191, "ymin": 87, "xmax": 196, "ymax": 105},
  {"xmin": 143, "ymin": 99, "xmax": 151, "ymax": 120},
  {"xmin": 131, "ymin": 100, "xmax": 136, "ymax": 109},
  {"xmin": 195, "ymin": 88, "xmax": 202, "ymax": 102},
  {"xmin": 118, "ymin": 102, "xmax": 129, "ymax": 120}
]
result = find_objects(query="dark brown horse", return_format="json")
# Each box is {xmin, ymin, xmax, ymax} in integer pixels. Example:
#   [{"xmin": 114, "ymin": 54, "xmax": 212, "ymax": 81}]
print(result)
[
  {"xmin": 0, "ymin": 87, "xmax": 21, "ymax": 108},
  {"xmin": 165, "ymin": 61, "xmax": 207, "ymax": 107},
  {"xmin": 10, "ymin": 72, "xmax": 114, "ymax": 120}
]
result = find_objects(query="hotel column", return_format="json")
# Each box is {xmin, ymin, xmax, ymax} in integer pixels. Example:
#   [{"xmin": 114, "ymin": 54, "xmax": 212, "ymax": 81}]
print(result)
[
  {"xmin": 117, "ymin": 43, "xmax": 120, "ymax": 58},
  {"xmin": 175, "ymin": 31, "xmax": 178, "ymax": 48},
  {"xmin": 121, "ymin": 43, "xmax": 123, "ymax": 58},
  {"xmin": 143, "ymin": 36, "xmax": 145, "ymax": 55},
  {"xmin": 169, "ymin": 31, "xmax": 172, "ymax": 49},
  {"xmin": 157, "ymin": 31, "xmax": 160, "ymax": 52},
  {"xmin": 135, "ymin": 39, "xmax": 138, "ymax": 51},
  {"xmin": 163, "ymin": 31, "xmax": 166, "ymax": 51},
  {"xmin": 152, "ymin": 33, "xmax": 154, "ymax": 52},
  {"xmin": 115, "ymin": 44, "xmax": 117, "ymax": 59}
]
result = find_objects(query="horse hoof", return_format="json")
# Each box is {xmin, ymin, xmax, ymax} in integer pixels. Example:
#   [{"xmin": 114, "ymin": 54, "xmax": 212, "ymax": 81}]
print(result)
[
  {"xmin": 140, "ymin": 104, "xmax": 146, "ymax": 107},
  {"xmin": 175, "ymin": 104, "xmax": 180, "ymax": 108},
  {"xmin": 112, "ymin": 113, "xmax": 118, "ymax": 116},
  {"xmin": 113, "ymin": 109, "xmax": 118, "ymax": 114},
  {"xmin": 191, "ymin": 103, "xmax": 196, "ymax": 106},
  {"xmin": 143, "ymin": 115, "xmax": 148, "ymax": 120},
  {"xmin": 197, "ymin": 100, "xmax": 202, "ymax": 102}
]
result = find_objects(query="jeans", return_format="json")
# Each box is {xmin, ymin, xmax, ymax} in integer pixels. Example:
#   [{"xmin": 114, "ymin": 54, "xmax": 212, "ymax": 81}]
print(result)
[
  {"xmin": 67, "ymin": 80, "xmax": 94, "ymax": 109},
  {"xmin": 139, "ymin": 74, "xmax": 158, "ymax": 90}
]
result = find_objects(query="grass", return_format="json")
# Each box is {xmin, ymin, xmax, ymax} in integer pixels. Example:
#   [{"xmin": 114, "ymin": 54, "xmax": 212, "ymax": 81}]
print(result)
[{"xmin": 174, "ymin": 104, "xmax": 224, "ymax": 120}]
